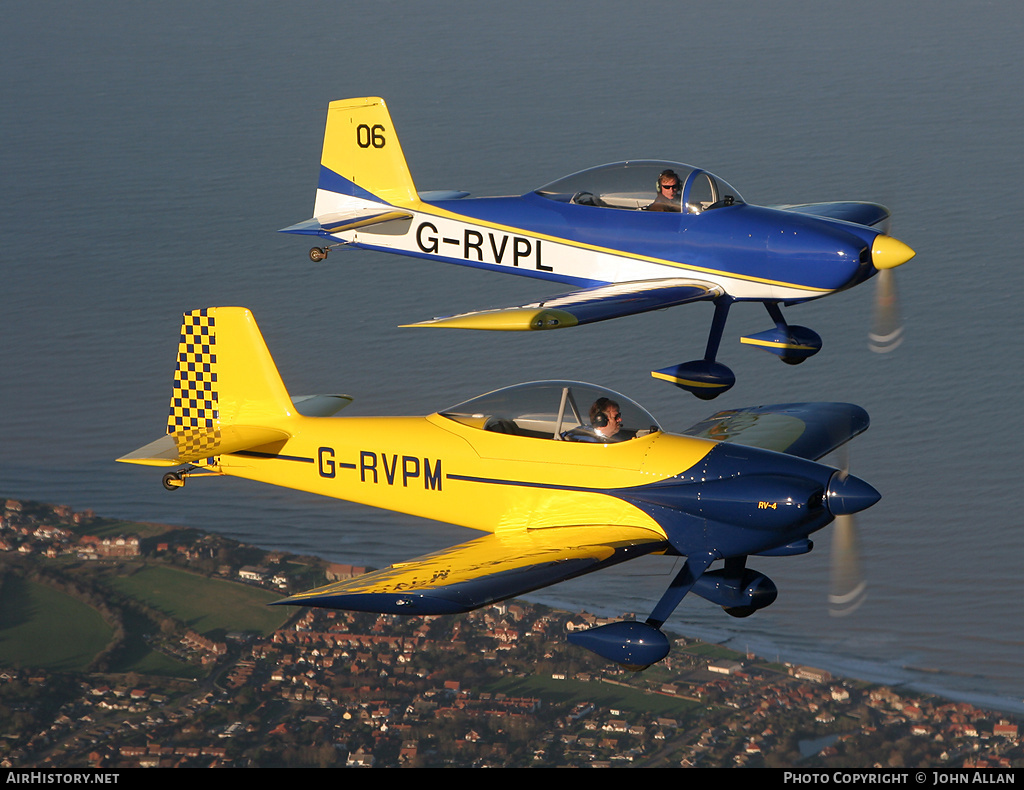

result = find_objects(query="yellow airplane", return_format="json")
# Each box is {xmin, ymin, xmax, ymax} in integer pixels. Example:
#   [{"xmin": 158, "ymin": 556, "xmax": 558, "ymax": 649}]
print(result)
[{"xmin": 119, "ymin": 307, "xmax": 880, "ymax": 668}]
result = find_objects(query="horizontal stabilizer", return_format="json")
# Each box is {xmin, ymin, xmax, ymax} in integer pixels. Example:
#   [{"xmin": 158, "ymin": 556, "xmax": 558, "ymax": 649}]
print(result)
[
  {"xmin": 291, "ymin": 394, "xmax": 353, "ymax": 417},
  {"xmin": 279, "ymin": 208, "xmax": 413, "ymax": 237},
  {"xmin": 682, "ymin": 402, "xmax": 869, "ymax": 460},
  {"xmin": 418, "ymin": 190, "xmax": 470, "ymax": 201},
  {"xmin": 403, "ymin": 279, "xmax": 721, "ymax": 331},
  {"xmin": 278, "ymin": 218, "xmax": 324, "ymax": 237},
  {"xmin": 275, "ymin": 524, "xmax": 667, "ymax": 615},
  {"xmin": 117, "ymin": 425, "xmax": 291, "ymax": 467}
]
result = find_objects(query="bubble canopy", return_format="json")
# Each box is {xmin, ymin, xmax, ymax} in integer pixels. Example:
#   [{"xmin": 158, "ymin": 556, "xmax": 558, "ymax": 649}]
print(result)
[
  {"xmin": 534, "ymin": 160, "xmax": 744, "ymax": 213},
  {"xmin": 439, "ymin": 381, "xmax": 661, "ymax": 441}
]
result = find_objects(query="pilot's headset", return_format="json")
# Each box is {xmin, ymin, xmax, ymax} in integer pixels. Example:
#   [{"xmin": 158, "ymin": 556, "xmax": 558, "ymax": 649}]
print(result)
[{"xmin": 591, "ymin": 397, "xmax": 613, "ymax": 428}]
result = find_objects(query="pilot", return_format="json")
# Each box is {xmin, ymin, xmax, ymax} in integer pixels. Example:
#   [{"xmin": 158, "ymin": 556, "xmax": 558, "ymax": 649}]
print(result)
[
  {"xmin": 645, "ymin": 169, "xmax": 682, "ymax": 212},
  {"xmin": 563, "ymin": 398, "xmax": 632, "ymax": 443}
]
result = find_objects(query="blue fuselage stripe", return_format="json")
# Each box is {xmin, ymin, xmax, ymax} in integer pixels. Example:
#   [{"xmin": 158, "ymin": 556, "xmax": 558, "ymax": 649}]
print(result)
[{"xmin": 232, "ymin": 450, "xmax": 356, "ymax": 469}]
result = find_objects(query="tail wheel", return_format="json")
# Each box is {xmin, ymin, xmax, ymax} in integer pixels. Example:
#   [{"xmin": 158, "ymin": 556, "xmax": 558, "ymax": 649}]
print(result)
[{"xmin": 162, "ymin": 472, "xmax": 184, "ymax": 491}]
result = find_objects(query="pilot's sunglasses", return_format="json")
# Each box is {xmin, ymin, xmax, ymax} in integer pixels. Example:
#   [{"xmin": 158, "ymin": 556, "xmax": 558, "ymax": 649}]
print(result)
[{"xmin": 662, "ymin": 183, "xmax": 680, "ymax": 190}]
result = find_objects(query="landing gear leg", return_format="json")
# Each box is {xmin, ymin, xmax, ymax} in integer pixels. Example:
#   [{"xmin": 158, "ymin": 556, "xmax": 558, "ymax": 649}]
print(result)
[
  {"xmin": 568, "ymin": 552, "xmax": 716, "ymax": 670},
  {"xmin": 703, "ymin": 297, "xmax": 731, "ymax": 364},
  {"xmin": 646, "ymin": 552, "xmax": 716, "ymax": 629},
  {"xmin": 721, "ymin": 556, "xmax": 756, "ymax": 618}
]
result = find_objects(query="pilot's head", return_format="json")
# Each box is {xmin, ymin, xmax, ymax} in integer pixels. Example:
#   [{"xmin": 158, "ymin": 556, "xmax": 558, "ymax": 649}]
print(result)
[
  {"xmin": 590, "ymin": 397, "xmax": 622, "ymax": 438},
  {"xmin": 657, "ymin": 169, "xmax": 681, "ymax": 200}
]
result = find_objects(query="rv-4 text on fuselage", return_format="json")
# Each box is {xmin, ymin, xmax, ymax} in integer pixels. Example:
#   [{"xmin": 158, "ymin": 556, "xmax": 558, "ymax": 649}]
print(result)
[
  {"xmin": 119, "ymin": 307, "xmax": 880, "ymax": 668},
  {"xmin": 281, "ymin": 97, "xmax": 915, "ymax": 399}
]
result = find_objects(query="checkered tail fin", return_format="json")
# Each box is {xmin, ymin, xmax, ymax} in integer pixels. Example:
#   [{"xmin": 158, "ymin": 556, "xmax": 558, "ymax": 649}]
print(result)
[{"xmin": 118, "ymin": 307, "xmax": 293, "ymax": 467}]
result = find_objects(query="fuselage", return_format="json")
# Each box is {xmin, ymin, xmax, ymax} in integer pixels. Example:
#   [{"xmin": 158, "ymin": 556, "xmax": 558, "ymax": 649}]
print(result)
[
  {"xmin": 212, "ymin": 410, "xmax": 842, "ymax": 561},
  {"xmin": 336, "ymin": 194, "xmax": 881, "ymax": 304}
]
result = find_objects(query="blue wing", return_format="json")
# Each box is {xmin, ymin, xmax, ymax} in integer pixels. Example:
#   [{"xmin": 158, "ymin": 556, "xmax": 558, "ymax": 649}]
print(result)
[
  {"xmin": 681, "ymin": 402, "xmax": 869, "ymax": 461},
  {"xmin": 775, "ymin": 201, "xmax": 891, "ymax": 229}
]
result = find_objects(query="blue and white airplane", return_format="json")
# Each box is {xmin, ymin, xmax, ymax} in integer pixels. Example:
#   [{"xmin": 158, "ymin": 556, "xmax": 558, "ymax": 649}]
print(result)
[{"xmin": 282, "ymin": 98, "xmax": 915, "ymax": 398}]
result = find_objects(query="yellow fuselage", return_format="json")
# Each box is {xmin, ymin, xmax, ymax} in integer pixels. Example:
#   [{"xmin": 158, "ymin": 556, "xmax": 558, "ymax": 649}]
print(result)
[{"xmin": 212, "ymin": 414, "xmax": 715, "ymax": 539}]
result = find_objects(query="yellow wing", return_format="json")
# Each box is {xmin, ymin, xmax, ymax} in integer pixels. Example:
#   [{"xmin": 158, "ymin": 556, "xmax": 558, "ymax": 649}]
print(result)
[{"xmin": 275, "ymin": 524, "xmax": 668, "ymax": 615}]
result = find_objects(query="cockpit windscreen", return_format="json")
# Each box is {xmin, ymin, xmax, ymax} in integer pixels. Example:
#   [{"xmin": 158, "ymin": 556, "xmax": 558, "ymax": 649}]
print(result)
[
  {"xmin": 535, "ymin": 160, "xmax": 743, "ymax": 214},
  {"xmin": 440, "ymin": 381, "xmax": 661, "ymax": 442}
]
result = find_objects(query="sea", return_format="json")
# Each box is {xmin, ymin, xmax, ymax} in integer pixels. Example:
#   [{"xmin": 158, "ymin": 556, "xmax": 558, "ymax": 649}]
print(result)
[{"xmin": 2, "ymin": 0, "xmax": 1023, "ymax": 712}]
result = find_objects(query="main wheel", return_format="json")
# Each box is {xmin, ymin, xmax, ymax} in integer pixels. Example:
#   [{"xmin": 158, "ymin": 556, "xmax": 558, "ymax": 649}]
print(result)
[
  {"xmin": 309, "ymin": 247, "xmax": 326, "ymax": 262},
  {"xmin": 162, "ymin": 472, "xmax": 183, "ymax": 491}
]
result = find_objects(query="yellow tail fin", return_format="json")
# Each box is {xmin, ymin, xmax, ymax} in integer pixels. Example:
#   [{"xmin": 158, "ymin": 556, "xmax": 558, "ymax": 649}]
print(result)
[
  {"xmin": 119, "ymin": 307, "xmax": 293, "ymax": 467},
  {"xmin": 314, "ymin": 97, "xmax": 418, "ymax": 214},
  {"xmin": 168, "ymin": 307, "xmax": 293, "ymax": 429}
]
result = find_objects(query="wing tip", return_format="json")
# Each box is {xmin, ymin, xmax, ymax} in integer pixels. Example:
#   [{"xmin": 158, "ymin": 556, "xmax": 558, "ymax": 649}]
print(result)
[{"xmin": 403, "ymin": 309, "xmax": 578, "ymax": 331}]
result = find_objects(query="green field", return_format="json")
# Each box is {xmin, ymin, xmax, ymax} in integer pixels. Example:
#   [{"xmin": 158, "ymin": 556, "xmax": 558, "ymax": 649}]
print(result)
[
  {"xmin": 0, "ymin": 575, "xmax": 112, "ymax": 671},
  {"xmin": 0, "ymin": 562, "xmax": 290, "ymax": 676},
  {"xmin": 485, "ymin": 674, "xmax": 703, "ymax": 719},
  {"xmin": 105, "ymin": 564, "xmax": 289, "ymax": 636},
  {"xmin": 82, "ymin": 519, "xmax": 174, "ymax": 540}
]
